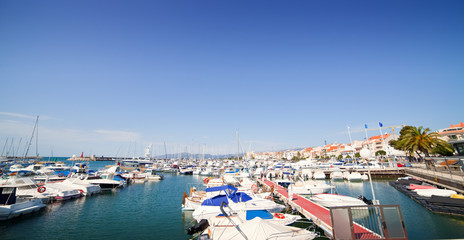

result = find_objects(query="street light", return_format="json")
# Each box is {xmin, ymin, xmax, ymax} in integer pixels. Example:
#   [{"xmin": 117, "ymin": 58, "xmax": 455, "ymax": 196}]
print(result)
[{"xmin": 360, "ymin": 147, "xmax": 378, "ymax": 204}]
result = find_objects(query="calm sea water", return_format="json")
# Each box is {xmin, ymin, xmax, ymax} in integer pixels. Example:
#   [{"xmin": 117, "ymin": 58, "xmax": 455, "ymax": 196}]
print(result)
[{"xmin": 1, "ymin": 159, "xmax": 463, "ymax": 239}]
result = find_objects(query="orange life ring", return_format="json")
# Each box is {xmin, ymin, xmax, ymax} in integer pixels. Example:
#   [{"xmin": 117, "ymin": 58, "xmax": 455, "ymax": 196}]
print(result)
[
  {"xmin": 251, "ymin": 184, "xmax": 258, "ymax": 193},
  {"xmin": 58, "ymin": 173, "xmax": 64, "ymax": 177},
  {"xmin": 274, "ymin": 213, "xmax": 285, "ymax": 219},
  {"xmin": 203, "ymin": 178, "xmax": 210, "ymax": 184},
  {"xmin": 37, "ymin": 186, "xmax": 46, "ymax": 193}
]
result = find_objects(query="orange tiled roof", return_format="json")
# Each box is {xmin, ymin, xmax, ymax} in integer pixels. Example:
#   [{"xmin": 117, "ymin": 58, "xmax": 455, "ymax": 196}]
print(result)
[
  {"xmin": 449, "ymin": 122, "xmax": 464, "ymax": 128},
  {"xmin": 368, "ymin": 134, "xmax": 391, "ymax": 141}
]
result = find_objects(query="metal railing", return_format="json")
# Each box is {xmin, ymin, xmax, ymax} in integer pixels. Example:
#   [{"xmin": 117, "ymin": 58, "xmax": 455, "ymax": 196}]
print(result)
[
  {"xmin": 330, "ymin": 205, "xmax": 407, "ymax": 240},
  {"xmin": 407, "ymin": 157, "xmax": 464, "ymax": 183}
]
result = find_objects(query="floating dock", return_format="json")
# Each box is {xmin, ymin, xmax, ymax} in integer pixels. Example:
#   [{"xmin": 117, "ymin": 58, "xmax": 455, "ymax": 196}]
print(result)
[
  {"xmin": 258, "ymin": 179, "xmax": 381, "ymax": 239},
  {"xmin": 389, "ymin": 180, "xmax": 464, "ymax": 217}
]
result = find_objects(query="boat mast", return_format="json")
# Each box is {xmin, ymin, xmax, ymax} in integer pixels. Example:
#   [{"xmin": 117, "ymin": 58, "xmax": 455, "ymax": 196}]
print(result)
[
  {"xmin": 236, "ymin": 129, "xmax": 240, "ymax": 162},
  {"xmin": 24, "ymin": 115, "xmax": 39, "ymax": 160}
]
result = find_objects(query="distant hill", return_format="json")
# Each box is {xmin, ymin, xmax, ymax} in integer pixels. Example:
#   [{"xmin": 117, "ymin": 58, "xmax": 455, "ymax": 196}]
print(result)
[{"xmin": 152, "ymin": 152, "xmax": 242, "ymax": 160}]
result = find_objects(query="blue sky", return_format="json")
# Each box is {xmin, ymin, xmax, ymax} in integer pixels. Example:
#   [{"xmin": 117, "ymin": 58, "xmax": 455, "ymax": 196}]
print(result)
[{"xmin": 1, "ymin": 0, "xmax": 463, "ymax": 157}]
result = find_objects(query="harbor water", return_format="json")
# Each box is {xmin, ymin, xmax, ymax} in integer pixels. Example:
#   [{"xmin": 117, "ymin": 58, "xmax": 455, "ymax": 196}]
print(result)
[{"xmin": 1, "ymin": 159, "xmax": 463, "ymax": 239}]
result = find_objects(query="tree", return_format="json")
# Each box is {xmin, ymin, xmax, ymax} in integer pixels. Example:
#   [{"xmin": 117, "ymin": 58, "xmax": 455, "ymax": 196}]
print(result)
[
  {"xmin": 337, "ymin": 155, "xmax": 343, "ymax": 160},
  {"xmin": 389, "ymin": 125, "xmax": 415, "ymax": 156},
  {"xmin": 355, "ymin": 152, "xmax": 361, "ymax": 158},
  {"xmin": 394, "ymin": 126, "xmax": 453, "ymax": 159},
  {"xmin": 375, "ymin": 150, "xmax": 386, "ymax": 156},
  {"xmin": 432, "ymin": 142, "xmax": 455, "ymax": 156}
]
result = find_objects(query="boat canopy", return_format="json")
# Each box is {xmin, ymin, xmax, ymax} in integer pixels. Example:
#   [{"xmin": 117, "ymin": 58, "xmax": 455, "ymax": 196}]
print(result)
[
  {"xmin": 203, "ymin": 185, "xmax": 252, "ymax": 205},
  {"xmin": 245, "ymin": 210, "xmax": 273, "ymax": 220},
  {"xmin": 201, "ymin": 195, "xmax": 229, "ymax": 206},
  {"xmin": 206, "ymin": 185, "xmax": 238, "ymax": 197},
  {"xmin": 0, "ymin": 186, "xmax": 17, "ymax": 205}
]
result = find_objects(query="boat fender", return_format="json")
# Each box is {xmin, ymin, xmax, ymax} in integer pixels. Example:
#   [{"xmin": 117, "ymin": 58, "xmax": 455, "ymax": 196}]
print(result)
[
  {"xmin": 274, "ymin": 213, "xmax": 285, "ymax": 219},
  {"xmin": 187, "ymin": 219, "xmax": 209, "ymax": 235},
  {"xmin": 203, "ymin": 178, "xmax": 210, "ymax": 184},
  {"xmin": 37, "ymin": 186, "xmax": 46, "ymax": 193},
  {"xmin": 357, "ymin": 195, "xmax": 373, "ymax": 205}
]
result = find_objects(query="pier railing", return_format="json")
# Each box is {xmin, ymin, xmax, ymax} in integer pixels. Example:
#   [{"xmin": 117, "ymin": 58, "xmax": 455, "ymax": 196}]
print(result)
[
  {"xmin": 404, "ymin": 157, "xmax": 464, "ymax": 193},
  {"xmin": 330, "ymin": 205, "xmax": 407, "ymax": 240}
]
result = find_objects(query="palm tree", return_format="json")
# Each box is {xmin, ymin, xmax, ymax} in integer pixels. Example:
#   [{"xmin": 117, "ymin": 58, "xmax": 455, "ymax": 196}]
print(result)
[{"xmin": 396, "ymin": 126, "xmax": 452, "ymax": 159}]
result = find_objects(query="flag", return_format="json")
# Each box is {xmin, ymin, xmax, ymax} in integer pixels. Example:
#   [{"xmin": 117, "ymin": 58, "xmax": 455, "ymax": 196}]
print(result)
[
  {"xmin": 364, "ymin": 124, "xmax": 368, "ymax": 129},
  {"xmin": 379, "ymin": 122, "xmax": 383, "ymax": 127}
]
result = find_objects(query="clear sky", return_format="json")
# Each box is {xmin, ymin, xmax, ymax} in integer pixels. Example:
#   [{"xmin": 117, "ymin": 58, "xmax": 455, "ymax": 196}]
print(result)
[{"xmin": 1, "ymin": 0, "xmax": 463, "ymax": 157}]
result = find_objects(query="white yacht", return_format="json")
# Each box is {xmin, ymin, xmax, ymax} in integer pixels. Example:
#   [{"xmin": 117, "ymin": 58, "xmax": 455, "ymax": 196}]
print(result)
[
  {"xmin": 289, "ymin": 180, "xmax": 333, "ymax": 195},
  {"xmin": 0, "ymin": 186, "xmax": 46, "ymax": 221},
  {"xmin": 191, "ymin": 185, "xmax": 284, "ymax": 222}
]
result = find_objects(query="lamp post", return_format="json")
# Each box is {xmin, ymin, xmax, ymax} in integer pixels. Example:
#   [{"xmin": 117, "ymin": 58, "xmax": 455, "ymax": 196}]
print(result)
[{"xmin": 360, "ymin": 147, "xmax": 377, "ymax": 204}]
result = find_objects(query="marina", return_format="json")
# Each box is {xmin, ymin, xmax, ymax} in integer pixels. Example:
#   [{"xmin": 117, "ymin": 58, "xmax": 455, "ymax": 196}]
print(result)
[
  {"xmin": 0, "ymin": 158, "xmax": 464, "ymax": 239},
  {"xmin": 2, "ymin": 0, "xmax": 463, "ymax": 239}
]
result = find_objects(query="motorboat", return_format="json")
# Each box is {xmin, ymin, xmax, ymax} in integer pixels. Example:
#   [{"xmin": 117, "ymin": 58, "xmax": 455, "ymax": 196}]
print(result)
[
  {"xmin": 58, "ymin": 178, "xmax": 101, "ymax": 196},
  {"xmin": 76, "ymin": 175, "xmax": 125, "ymax": 191},
  {"xmin": 330, "ymin": 170, "xmax": 344, "ymax": 181},
  {"xmin": 192, "ymin": 185, "xmax": 285, "ymax": 222},
  {"xmin": 142, "ymin": 168, "xmax": 164, "ymax": 181},
  {"xmin": 344, "ymin": 172, "xmax": 362, "ymax": 181},
  {"xmin": 42, "ymin": 182, "xmax": 82, "ymax": 201},
  {"xmin": 310, "ymin": 193, "xmax": 368, "ymax": 208},
  {"xmin": 179, "ymin": 165, "xmax": 194, "ymax": 175},
  {"xmin": 121, "ymin": 170, "xmax": 148, "ymax": 183},
  {"xmin": 44, "ymin": 163, "xmax": 70, "ymax": 172},
  {"xmin": 0, "ymin": 186, "xmax": 46, "ymax": 221},
  {"xmin": 289, "ymin": 180, "xmax": 333, "ymax": 195},
  {"xmin": 195, "ymin": 203, "xmax": 316, "ymax": 240},
  {"xmin": 312, "ymin": 170, "xmax": 326, "ymax": 180},
  {"xmin": 361, "ymin": 173, "xmax": 369, "ymax": 181}
]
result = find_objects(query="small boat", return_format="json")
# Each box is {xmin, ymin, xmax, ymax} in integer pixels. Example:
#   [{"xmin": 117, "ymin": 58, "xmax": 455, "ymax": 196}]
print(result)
[
  {"xmin": 361, "ymin": 173, "xmax": 369, "ymax": 181},
  {"xmin": 413, "ymin": 189, "xmax": 457, "ymax": 198},
  {"xmin": 142, "ymin": 168, "xmax": 164, "ymax": 181},
  {"xmin": 330, "ymin": 171, "xmax": 344, "ymax": 181},
  {"xmin": 313, "ymin": 170, "xmax": 326, "ymax": 180},
  {"xmin": 0, "ymin": 186, "xmax": 46, "ymax": 221},
  {"xmin": 345, "ymin": 172, "xmax": 362, "ymax": 181},
  {"xmin": 310, "ymin": 193, "xmax": 368, "ymax": 208},
  {"xmin": 289, "ymin": 180, "xmax": 333, "ymax": 195},
  {"xmin": 408, "ymin": 184, "xmax": 436, "ymax": 190}
]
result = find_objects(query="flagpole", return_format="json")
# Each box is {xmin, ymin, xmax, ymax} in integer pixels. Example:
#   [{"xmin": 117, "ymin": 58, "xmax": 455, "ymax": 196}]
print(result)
[{"xmin": 347, "ymin": 125, "xmax": 355, "ymax": 161}]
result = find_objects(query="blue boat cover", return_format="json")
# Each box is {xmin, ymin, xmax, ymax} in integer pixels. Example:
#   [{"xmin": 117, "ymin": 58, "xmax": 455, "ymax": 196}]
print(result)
[
  {"xmin": 245, "ymin": 210, "xmax": 273, "ymax": 220},
  {"xmin": 201, "ymin": 195, "xmax": 229, "ymax": 206},
  {"xmin": 55, "ymin": 170, "xmax": 70, "ymax": 176},
  {"xmin": 229, "ymin": 192, "xmax": 252, "ymax": 203},
  {"xmin": 206, "ymin": 185, "xmax": 238, "ymax": 197}
]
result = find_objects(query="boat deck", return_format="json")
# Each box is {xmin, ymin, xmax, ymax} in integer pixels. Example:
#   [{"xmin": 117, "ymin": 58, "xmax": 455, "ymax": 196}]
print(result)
[{"xmin": 259, "ymin": 179, "xmax": 380, "ymax": 239}]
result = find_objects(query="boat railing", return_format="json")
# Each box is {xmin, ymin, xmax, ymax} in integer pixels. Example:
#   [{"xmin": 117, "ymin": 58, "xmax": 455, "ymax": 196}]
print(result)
[
  {"xmin": 218, "ymin": 201, "xmax": 248, "ymax": 240},
  {"xmin": 330, "ymin": 204, "xmax": 407, "ymax": 240}
]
